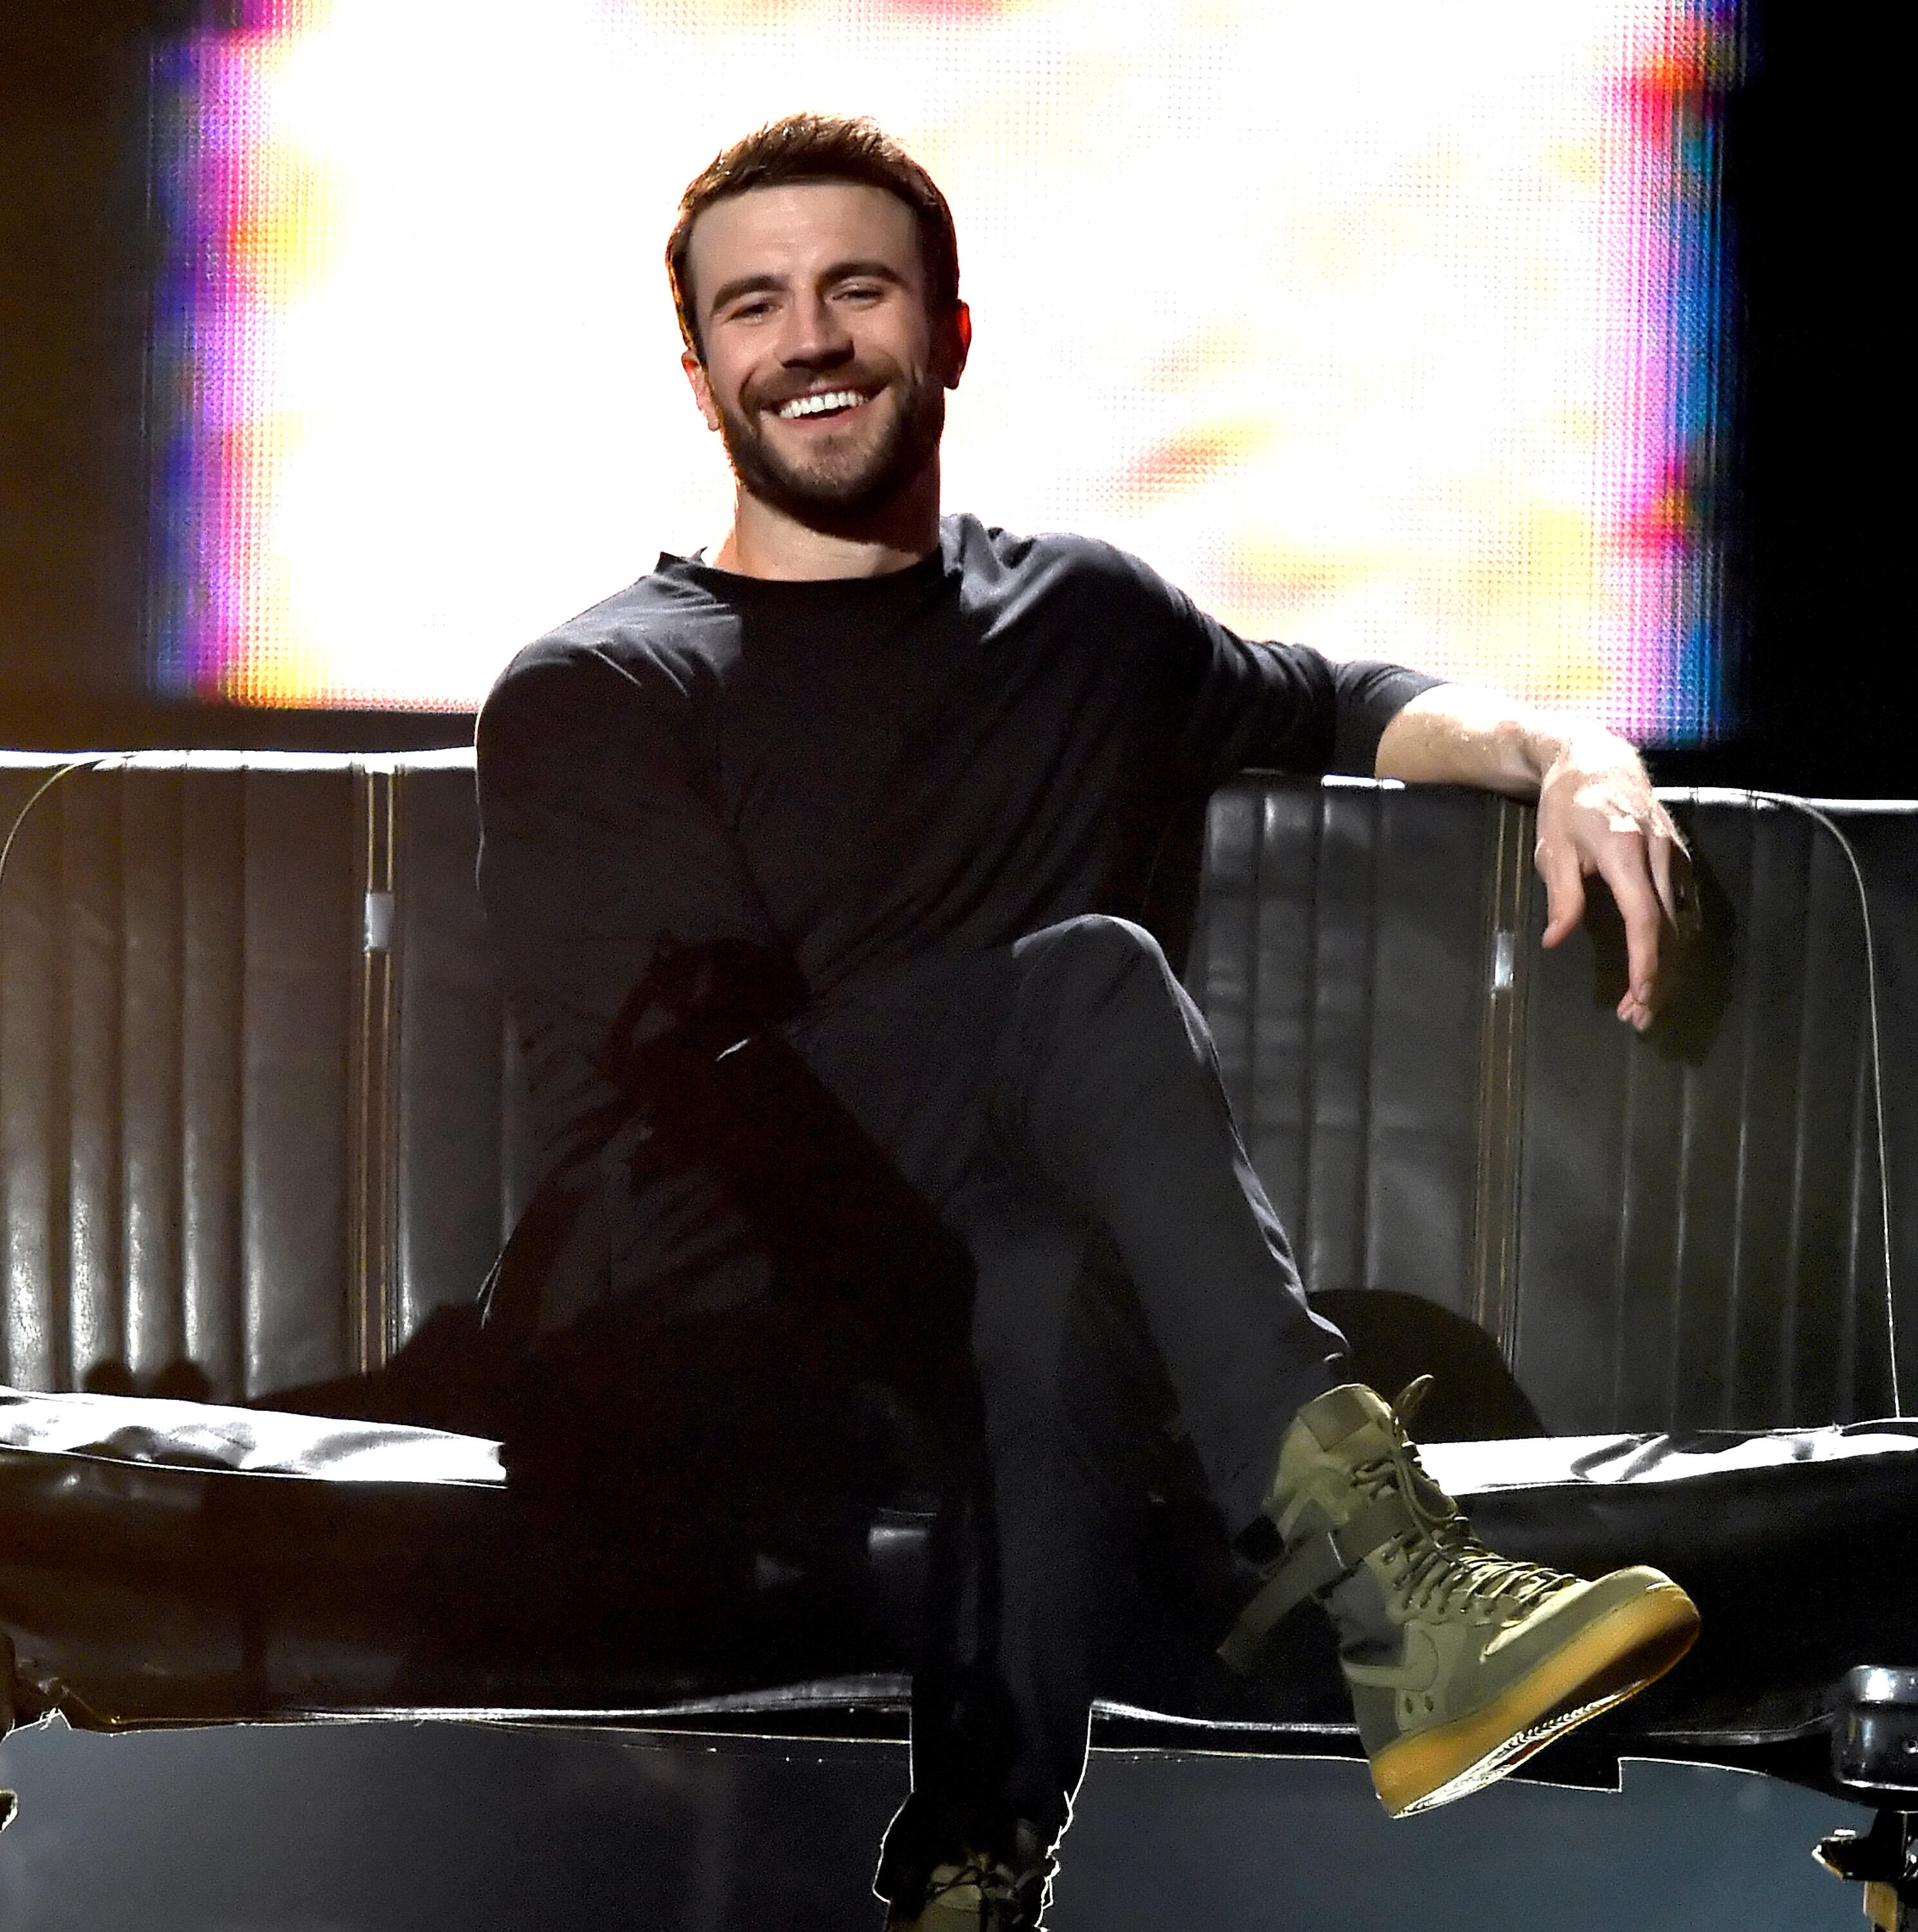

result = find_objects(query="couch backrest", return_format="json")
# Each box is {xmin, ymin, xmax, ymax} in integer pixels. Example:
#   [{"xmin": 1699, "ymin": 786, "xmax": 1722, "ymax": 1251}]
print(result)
[
  {"xmin": 0, "ymin": 752, "xmax": 527, "ymax": 1403},
  {"xmin": 1192, "ymin": 776, "xmax": 1916, "ymax": 1432},
  {"xmin": 3, "ymin": 752, "xmax": 1912, "ymax": 1432}
]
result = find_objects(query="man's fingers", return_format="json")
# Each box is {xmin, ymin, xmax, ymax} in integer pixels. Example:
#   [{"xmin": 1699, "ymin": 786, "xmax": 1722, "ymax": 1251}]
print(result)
[
  {"xmin": 1597, "ymin": 841, "xmax": 1665, "ymax": 1020},
  {"xmin": 1536, "ymin": 837, "xmax": 1585, "ymax": 948},
  {"xmin": 1648, "ymin": 822, "xmax": 1678, "ymax": 927},
  {"xmin": 1532, "ymin": 739, "xmax": 1680, "ymax": 1030}
]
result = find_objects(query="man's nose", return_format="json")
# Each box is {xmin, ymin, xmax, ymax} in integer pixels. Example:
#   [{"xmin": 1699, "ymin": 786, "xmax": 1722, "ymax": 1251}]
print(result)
[{"xmin": 780, "ymin": 294, "xmax": 853, "ymax": 367}]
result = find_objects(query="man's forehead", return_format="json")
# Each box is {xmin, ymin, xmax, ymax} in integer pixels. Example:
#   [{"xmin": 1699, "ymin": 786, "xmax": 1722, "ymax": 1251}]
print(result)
[{"xmin": 687, "ymin": 180, "xmax": 921, "ymax": 289}]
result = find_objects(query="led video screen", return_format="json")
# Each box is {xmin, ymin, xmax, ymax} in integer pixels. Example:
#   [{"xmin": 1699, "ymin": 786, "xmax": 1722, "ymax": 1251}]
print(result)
[{"xmin": 150, "ymin": 0, "xmax": 1738, "ymax": 737}]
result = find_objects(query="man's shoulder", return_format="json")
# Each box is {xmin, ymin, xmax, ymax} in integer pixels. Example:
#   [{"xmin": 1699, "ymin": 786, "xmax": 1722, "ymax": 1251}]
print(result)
[
  {"xmin": 486, "ymin": 564, "xmax": 735, "ymax": 706},
  {"xmin": 476, "ymin": 569, "xmax": 742, "ymax": 773},
  {"xmin": 946, "ymin": 515, "xmax": 1186, "ymax": 612}
]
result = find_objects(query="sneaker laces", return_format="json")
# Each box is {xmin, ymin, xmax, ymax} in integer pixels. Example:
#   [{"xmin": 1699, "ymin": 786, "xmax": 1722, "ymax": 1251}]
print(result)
[
  {"xmin": 914, "ymin": 1839, "xmax": 1054, "ymax": 1930},
  {"xmin": 1355, "ymin": 1378, "xmax": 1572, "ymax": 1619}
]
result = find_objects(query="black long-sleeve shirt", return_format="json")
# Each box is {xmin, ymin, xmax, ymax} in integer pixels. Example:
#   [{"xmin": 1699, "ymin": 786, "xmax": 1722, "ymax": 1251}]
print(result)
[{"xmin": 476, "ymin": 514, "xmax": 1438, "ymax": 1329}]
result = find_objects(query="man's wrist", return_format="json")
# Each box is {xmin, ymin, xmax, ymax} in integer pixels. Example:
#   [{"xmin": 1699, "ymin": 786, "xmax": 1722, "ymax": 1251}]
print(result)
[{"xmin": 1528, "ymin": 718, "xmax": 1644, "ymax": 793}]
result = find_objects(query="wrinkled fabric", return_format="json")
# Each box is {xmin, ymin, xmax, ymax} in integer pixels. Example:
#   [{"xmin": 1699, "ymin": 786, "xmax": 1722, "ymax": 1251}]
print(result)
[
  {"xmin": 0, "ymin": 1387, "xmax": 503, "ymax": 1484},
  {"xmin": 6, "ymin": 1387, "xmax": 1918, "ymax": 1780}
]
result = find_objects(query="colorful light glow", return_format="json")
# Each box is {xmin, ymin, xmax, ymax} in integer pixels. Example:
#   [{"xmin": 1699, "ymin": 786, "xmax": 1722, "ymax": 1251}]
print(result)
[{"xmin": 151, "ymin": 0, "xmax": 1738, "ymax": 737}]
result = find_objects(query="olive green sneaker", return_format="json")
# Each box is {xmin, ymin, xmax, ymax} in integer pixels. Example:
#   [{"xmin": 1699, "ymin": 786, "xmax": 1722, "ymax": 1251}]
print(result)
[{"xmin": 1220, "ymin": 1379, "xmax": 1700, "ymax": 1817}]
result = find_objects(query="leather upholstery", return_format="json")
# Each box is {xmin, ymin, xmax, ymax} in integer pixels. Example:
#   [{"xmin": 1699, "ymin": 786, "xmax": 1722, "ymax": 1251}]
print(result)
[
  {"xmin": 3, "ymin": 753, "xmax": 1914, "ymax": 1441},
  {"xmin": 1512, "ymin": 791, "xmax": 1896, "ymax": 1433},
  {"xmin": 1, "ymin": 755, "xmax": 362, "ymax": 1400},
  {"xmin": 0, "ymin": 753, "xmax": 531, "ymax": 1402},
  {"xmin": 1191, "ymin": 778, "xmax": 1914, "ymax": 1433},
  {"xmin": 6, "ymin": 1380, "xmax": 1917, "ymax": 1790},
  {"xmin": 385, "ymin": 753, "xmax": 533, "ymax": 1352}
]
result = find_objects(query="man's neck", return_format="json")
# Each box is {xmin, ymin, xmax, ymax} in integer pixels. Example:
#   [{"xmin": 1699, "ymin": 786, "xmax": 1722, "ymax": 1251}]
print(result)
[{"xmin": 710, "ymin": 463, "xmax": 942, "ymax": 580}]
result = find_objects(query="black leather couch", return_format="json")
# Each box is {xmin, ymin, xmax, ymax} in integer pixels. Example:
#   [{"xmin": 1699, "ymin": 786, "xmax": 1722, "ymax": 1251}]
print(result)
[{"xmin": 3, "ymin": 755, "xmax": 1917, "ymax": 1825}]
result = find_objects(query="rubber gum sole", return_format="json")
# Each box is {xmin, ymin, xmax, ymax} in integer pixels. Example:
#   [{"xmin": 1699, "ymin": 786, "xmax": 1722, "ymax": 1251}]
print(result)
[{"xmin": 1369, "ymin": 1582, "xmax": 1702, "ymax": 1819}]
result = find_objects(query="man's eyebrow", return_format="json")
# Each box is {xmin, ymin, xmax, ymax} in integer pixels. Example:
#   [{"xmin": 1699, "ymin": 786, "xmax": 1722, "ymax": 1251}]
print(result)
[
  {"xmin": 708, "ymin": 272, "xmax": 784, "ymax": 313},
  {"xmin": 707, "ymin": 259, "xmax": 910, "ymax": 316},
  {"xmin": 818, "ymin": 258, "xmax": 910, "ymax": 288}
]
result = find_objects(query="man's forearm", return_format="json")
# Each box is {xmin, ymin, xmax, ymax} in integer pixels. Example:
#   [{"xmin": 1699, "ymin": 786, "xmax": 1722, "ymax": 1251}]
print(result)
[{"xmin": 1371, "ymin": 683, "xmax": 1629, "ymax": 799}]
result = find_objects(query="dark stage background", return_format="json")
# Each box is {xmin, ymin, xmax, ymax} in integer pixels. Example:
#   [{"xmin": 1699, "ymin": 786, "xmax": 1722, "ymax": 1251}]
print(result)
[{"xmin": 0, "ymin": 2, "xmax": 1907, "ymax": 1927}]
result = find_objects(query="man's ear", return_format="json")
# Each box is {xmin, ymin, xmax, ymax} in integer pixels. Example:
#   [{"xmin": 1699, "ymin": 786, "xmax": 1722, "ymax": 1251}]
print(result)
[
  {"xmin": 683, "ymin": 349, "xmax": 722, "ymax": 431},
  {"xmin": 943, "ymin": 301, "xmax": 972, "ymax": 390}
]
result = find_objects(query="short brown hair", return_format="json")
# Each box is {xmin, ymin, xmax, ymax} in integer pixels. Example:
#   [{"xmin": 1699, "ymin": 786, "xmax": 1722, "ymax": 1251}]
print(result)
[{"xmin": 666, "ymin": 113, "xmax": 961, "ymax": 361}]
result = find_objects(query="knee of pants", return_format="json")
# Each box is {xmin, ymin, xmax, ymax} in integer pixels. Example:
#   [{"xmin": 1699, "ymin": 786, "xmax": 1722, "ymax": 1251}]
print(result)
[
  {"xmin": 1011, "ymin": 914, "xmax": 1178, "ymax": 1007},
  {"xmin": 1005, "ymin": 916, "xmax": 1208, "ymax": 1096}
]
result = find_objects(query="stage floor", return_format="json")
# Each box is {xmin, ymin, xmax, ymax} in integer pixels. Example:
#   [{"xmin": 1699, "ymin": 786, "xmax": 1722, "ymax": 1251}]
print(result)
[{"xmin": 0, "ymin": 1715, "xmax": 1873, "ymax": 1931}]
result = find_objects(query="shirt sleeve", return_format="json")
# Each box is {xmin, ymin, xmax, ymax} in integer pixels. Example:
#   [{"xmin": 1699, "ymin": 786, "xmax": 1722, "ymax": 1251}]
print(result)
[
  {"xmin": 1125, "ymin": 555, "xmax": 1442, "ymax": 784},
  {"xmin": 476, "ymin": 635, "xmax": 797, "ymax": 1326},
  {"xmin": 477, "ymin": 636, "xmax": 787, "ymax": 1034}
]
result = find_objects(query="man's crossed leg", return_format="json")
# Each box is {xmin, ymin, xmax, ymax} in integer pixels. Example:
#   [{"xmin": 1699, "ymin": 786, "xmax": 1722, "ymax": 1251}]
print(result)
[{"xmin": 788, "ymin": 915, "xmax": 1698, "ymax": 1929}]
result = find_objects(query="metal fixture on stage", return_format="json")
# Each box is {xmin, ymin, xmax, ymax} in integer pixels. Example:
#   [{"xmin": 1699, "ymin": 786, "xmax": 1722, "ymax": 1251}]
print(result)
[{"xmin": 1819, "ymin": 1669, "xmax": 1918, "ymax": 1931}]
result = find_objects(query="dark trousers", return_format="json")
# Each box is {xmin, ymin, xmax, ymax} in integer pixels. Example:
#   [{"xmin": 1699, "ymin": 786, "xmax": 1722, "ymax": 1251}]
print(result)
[{"xmin": 785, "ymin": 916, "xmax": 1347, "ymax": 1852}]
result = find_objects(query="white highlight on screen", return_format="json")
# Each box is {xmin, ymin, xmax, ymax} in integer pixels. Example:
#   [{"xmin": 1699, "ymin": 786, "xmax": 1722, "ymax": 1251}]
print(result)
[{"xmin": 177, "ymin": 0, "xmax": 1708, "ymax": 724}]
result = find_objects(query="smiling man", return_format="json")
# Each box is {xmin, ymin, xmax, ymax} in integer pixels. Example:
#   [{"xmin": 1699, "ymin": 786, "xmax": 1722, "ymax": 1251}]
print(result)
[
  {"xmin": 475, "ymin": 115, "xmax": 1698, "ymax": 1931},
  {"xmin": 679, "ymin": 177, "xmax": 960, "ymax": 560}
]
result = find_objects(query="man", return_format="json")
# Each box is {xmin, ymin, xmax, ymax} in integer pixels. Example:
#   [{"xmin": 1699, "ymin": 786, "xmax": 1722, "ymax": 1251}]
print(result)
[{"xmin": 475, "ymin": 114, "xmax": 1698, "ymax": 1930}]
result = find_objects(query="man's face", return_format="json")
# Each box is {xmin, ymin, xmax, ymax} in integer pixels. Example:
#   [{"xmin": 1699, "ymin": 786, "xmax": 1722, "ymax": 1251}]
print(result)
[{"xmin": 681, "ymin": 182, "xmax": 968, "ymax": 526}]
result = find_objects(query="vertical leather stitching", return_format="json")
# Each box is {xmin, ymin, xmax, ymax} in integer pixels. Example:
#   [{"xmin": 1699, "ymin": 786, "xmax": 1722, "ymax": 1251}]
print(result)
[
  {"xmin": 1469, "ymin": 793, "xmax": 1531, "ymax": 1363},
  {"xmin": 1608, "ymin": 1009, "xmax": 1641, "ymax": 1432},
  {"xmin": 1782, "ymin": 837, "xmax": 1816, "ymax": 1421},
  {"xmin": 1841, "ymin": 1034, "xmax": 1871, "ymax": 1422},
  {"xmin": 1297, "ymin": 789, "xmax": 1320, "ymax": 1284},
  {"xmin": 348, "ymin": 761, "xmax": 398, "ymax": 1374},
  {"xmin": 1667, "ymin": 1056, "xmax": 1699, "ymax": 1430},
  {"xmin": 1358, "ymin": 787, "xmax": 1380, "ymax": 1291}
]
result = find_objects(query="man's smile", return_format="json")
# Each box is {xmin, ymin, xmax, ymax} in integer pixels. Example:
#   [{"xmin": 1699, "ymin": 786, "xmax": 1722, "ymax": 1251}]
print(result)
[{"xmin": 773, "ymin": 387, "xmax": 874, "ymax": 422}]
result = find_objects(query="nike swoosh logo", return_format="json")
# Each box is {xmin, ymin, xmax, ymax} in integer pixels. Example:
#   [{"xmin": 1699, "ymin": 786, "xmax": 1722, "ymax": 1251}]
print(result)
[{"xmin": 1345, "ymin": 1622, "xmax": 1443, "ymax": 1693}]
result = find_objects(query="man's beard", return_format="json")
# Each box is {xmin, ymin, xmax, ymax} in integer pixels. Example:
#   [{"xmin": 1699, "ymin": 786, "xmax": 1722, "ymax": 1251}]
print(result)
[{"xmin": 714, "ymin": 363, "xmax": 945, "ymax": 532}]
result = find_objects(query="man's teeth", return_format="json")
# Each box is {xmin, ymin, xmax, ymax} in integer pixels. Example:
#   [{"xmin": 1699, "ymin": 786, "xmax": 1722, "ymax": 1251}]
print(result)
[{"xmin": 776, "ymin": 389, "xmax": 865, "ymax": 420}]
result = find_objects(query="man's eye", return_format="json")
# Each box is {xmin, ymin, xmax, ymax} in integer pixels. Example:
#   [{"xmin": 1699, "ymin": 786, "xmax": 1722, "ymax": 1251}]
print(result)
[{"xmin": 838, "ymin": 284, "xmax": 883, "ymax": 304}]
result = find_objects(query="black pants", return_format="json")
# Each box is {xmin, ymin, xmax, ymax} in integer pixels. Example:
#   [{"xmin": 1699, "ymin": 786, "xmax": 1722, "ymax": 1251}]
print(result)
[{"xmin": 784, "ymin": 916, "xmax": 1347, "ymax": 1853}]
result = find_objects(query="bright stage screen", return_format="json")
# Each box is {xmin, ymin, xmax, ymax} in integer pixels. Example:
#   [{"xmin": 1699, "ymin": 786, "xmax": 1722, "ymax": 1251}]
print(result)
[{"xmin": 150, "ymin": 0, "xmax": 1738, "ymax": 737}]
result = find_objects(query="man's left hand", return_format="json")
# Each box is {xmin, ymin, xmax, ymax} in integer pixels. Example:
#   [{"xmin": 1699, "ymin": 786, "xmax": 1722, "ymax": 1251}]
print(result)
[
  {"xmin": 1375, "ymin": 686, "xmax": 1694, "ymax": 1032},
  {"xmin": 1534, "ymin": 734, "xmax": 1692, "ymax": 1032}
]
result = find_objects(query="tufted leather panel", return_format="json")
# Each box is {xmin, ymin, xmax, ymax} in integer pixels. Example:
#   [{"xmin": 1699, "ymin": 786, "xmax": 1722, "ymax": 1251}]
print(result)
[
  {"xmin": 384, "ymin": 753, "xmax": 530, "ymax": 1352},
  {"xmin": 0, "ymin": 752, "xmax": 541, "ymax": 1401},
  {"xmin": 0, "ymin": 755, "xmax": 364, "ymax": 1401},
  {"xmin": 1187, "ymin": 777, "xmax": 1505, "ymax": 1327},
  {"xmin": 3, "ymin": 754, "xmax": 1913, "ymax": 1439},
  {"xmin": 1191, "ymin": 775, "xmax": 1915, "ymax": 1434},
  {"xmin": 1511, "ymin": 793, "xmax": 1894, "ymax": 1433}
]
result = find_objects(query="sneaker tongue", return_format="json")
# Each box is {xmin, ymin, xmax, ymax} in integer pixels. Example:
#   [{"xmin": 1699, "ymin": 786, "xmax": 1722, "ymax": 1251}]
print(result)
[{"xmin": 1299, "ymin": 1382, "xmax": 1394, "ymax": 1450}]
